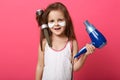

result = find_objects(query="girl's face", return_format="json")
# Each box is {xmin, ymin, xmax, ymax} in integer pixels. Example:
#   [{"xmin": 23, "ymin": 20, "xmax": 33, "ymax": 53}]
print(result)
[{"xmin": 48, "ymin": 10, "xmax": 66, "ymax": 36}]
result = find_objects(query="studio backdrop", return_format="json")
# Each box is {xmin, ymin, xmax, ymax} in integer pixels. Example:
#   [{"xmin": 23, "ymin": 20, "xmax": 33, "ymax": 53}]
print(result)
[{"xmin": 0, "ymin": 0, "xmax": 120, "ymax": 80}]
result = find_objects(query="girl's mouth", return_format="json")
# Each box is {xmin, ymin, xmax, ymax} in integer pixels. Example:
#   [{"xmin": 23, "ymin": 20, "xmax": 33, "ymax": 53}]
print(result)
[{"xmin": 54, "ymin": 27, "xmax": 61, "ymax": 30}]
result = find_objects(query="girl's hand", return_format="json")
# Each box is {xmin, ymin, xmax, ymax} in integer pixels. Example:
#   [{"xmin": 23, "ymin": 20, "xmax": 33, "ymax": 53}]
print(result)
[{"xmin": 85, "ymin": 43, "xmax": 95, "ymax": 56}]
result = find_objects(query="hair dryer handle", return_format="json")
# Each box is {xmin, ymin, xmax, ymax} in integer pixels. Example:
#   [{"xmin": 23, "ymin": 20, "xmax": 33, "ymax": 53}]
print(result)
[{"xmin": 74, "ymin": 47, "xmax": 87, "ymax": 58}]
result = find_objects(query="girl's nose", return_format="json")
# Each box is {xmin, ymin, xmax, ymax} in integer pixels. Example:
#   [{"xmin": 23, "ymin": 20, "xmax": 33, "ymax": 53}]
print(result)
[{"xmin": 54, "ymin": 21, "xmax": 59, "ymax": 26}]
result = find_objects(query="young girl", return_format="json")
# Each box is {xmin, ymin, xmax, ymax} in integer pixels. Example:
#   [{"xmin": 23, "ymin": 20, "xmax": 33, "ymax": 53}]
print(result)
[{"xmin": 36, "ymin": 2, "xmax": 95, "ymax": 80}]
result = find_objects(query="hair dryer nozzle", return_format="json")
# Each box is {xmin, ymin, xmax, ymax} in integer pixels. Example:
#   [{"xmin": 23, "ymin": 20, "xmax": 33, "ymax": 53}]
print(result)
[
  {"xmin": 84, "ymin": 20, "xmax": 96, "ymax": 34},
  {"xmin": 84, "ymin": 20, "xmax": 90, "ymax": 26}
]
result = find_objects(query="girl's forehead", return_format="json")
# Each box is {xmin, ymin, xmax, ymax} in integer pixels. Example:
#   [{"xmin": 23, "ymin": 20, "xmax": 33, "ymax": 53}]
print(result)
[{"xmin": 48, "ymin": 10, "xmax": 64, "ymax": 18}]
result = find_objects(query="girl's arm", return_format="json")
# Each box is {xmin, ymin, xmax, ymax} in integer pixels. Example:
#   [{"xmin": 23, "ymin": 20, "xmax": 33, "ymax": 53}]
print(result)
[
  {"xmin": 35, "ymin": 40, "xmax": 46, "ymax": 80},
  {"xmin": 72, "ymin": 40, "xmax": 95, "ymax": 71},
  {"xmin": 35, "ymin": 44, "xmax": 44, "ymax": 80}
]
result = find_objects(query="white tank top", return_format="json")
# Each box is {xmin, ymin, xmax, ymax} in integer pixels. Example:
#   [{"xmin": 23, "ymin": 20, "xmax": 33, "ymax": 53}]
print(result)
[{"xmin": 42, "ymin": 41, "xmax": 72, "ymax": 80}]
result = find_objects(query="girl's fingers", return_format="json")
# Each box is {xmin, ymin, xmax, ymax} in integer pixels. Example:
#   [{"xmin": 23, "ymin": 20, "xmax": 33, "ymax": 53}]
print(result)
[{"xmin": 86, "ymin": 44, "xmax": 95, "ymax": 54}]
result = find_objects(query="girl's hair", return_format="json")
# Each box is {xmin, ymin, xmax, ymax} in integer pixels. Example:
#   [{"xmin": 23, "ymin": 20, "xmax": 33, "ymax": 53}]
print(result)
[{"xmin": 39, "ymin": 2, "xmax": 76, "ymax": 50}]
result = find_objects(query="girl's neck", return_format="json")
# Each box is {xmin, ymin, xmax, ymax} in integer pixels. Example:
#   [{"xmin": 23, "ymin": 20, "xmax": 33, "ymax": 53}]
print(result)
[
  {"xmin": 50, "ymin": 34, "xmax": 68, "ymax": 51},
  {"xmin": 51, "ymin": 34, "xmax": 68, "ymax": 41}
]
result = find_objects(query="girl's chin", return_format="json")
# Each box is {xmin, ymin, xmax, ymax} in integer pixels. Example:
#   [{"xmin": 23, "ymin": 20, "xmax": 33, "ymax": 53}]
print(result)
[{"xmin": 53, "ymin": 32, "xmax": 64, "ymax": 36}]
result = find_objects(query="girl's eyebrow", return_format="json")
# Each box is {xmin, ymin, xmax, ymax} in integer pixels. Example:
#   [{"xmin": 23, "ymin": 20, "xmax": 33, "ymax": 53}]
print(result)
[
  {"xmin": 58, "ymin": 19, "xmax": 64, "ymax": 21},
  {"xmin": 48, "ymin": 19, "xmax": 54, "ymax": 22}
]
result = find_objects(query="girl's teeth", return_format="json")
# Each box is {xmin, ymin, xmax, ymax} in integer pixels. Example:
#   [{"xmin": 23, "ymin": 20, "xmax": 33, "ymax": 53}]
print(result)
[{"xmin": 54, "ymin": 28, "xmax": 61, "ymax": 30}]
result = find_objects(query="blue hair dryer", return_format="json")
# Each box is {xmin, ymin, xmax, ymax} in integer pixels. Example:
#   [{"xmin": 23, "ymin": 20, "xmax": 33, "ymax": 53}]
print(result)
[{"xmin": 74, "ymin": 20, "xmax": 107, "ymax": 58}]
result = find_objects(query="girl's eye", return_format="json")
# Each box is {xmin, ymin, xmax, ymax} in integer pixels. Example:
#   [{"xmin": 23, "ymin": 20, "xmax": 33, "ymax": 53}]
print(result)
[
  {"xmin": 58, "ymin": 19, "xmax": 64, "ymax": 22},
  {"xmin": 49, "ymin": 20, "xmax": 54, "ymax": 23}
]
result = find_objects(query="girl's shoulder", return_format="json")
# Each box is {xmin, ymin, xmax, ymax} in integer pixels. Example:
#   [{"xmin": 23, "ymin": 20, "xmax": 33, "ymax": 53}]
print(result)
[
  {"xmin": 71, "ymin": 39, "xmax": 78, "ymax": 47},
  {"xmin": 71, "ymin": 39, "xmax": 78, "ymax": 57}
]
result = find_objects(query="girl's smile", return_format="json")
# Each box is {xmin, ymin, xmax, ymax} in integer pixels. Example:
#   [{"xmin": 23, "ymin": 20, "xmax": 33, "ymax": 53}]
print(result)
[{"xmin": 54, "ymin": 27, "xmax": 61, "ymax": 30}]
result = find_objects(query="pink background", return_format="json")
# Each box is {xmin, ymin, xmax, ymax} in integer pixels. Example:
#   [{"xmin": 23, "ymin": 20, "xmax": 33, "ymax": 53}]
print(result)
[{"xmin": 0, "ymin": 0, "xmax": 120, "ymax": 80}]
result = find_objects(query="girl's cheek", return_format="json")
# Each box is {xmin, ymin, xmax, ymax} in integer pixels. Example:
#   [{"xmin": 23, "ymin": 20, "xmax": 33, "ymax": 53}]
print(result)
[
  {"xmin": 48, "ymin": 22, "xmax": 55, "ymax": 28},
  {"xmin": 58, "ymin": 21, "xmax": 66, "ymax": 27}
]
